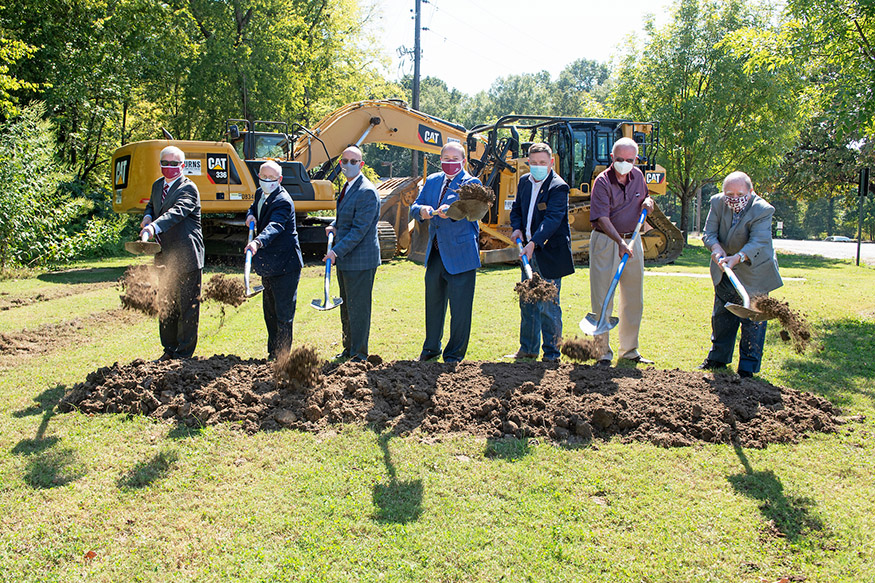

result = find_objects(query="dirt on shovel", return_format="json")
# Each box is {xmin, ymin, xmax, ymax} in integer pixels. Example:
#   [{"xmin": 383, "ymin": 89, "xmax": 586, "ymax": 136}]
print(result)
[
  {"xmin": 752, "ymin": 296, "xmax": 812, "ymax": 353},
  {"xmin": 514, "ymin": 273, "xmax": 559, "ymax": 304},
  {"xmin": 458, "ymin": 183, "xmax": 495, "ymax": 207}
]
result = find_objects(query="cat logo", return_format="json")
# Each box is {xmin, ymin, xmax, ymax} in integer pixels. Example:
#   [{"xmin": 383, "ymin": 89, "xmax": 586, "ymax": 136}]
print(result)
[
  {"xmin": 645, "ymin": 171, "xmax": 665, "ymax": 184},
  {"xmin": 208, "ymin": 156, "xmax": 227, "ymax": 171},
  {"xmin": 114, "ymin": 155, "xmax": 130, "ymax": 189},
  {"xmin": 418, "ymin": 124, "xmax": 443, "ymax": 148}
]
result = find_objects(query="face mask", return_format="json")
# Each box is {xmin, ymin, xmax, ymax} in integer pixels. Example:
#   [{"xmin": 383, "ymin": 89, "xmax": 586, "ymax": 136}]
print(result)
[
  {"xmin": 529, "ymin": 165, "xmax": 550, "ymax": 181},
  {"xmin": 613, "ymin": 161, "xmax": 634, "ymax": 176},
  {"xmin": 441, "ymin": 160, "xmax": 464, "ymax": 176},
  {"xmin": 161, "ymin": 166, "xmax": 182, "ymax": 181},
  {"xmin": 259, "ymin": 178, "xmax": 279, "ymax": 194},
  {"xmin": 725, "ymin": 193, "xmax": 750, "ymax": 213},
  {"xmin": 341, "ymin": 162, "xmax": 361, "ymax": 179}
]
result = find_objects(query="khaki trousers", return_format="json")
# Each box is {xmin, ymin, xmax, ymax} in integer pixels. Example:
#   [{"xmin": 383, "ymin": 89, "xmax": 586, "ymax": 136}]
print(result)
[{"xmin": 589, "ymin": 230, "xmax": 644, "ymax": 361}]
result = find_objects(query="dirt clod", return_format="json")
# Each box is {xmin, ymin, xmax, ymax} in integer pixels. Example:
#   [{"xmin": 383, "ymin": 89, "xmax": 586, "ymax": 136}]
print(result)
[
  {"xmin": 514, "ymin": 273, "xmax": 559, "ymax": 304},
  {"xmin": 274, "ymin": 345, "xmax": 323, "ymax": 386},
  {"xmin": 60, "ymin": 357, "xmax": 839, "ymax": 448},
  {"xmin": 560, "ymin": 337, "xmax": 600, "ymax": 362},
  {"xmin": 201, "ymin": 274, "xmax": 246, "ymax": 307},
  {"xmin": 752, "ymin": 296, "xmax": 812, "ymax": 353},
  {"xmin": 119, "ymin": 265, "xmax": 160, "ymax": 316},
  {"xmin": 458, "ymin": 183, "xmax": 495, "ymax": 206}
]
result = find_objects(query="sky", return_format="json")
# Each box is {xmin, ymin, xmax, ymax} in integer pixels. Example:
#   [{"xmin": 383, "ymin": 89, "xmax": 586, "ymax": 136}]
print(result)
[{"xmin": 368, "ymin": 0, "xmax": 676, "ymax": 96}]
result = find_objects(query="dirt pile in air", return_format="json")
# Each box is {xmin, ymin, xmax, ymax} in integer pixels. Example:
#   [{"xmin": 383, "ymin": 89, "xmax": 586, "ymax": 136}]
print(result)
[
  {"xmin": 119, "ymin": 265, "xmax": 160, "ymax": 316},
  {"xmin": 274, "ymin": 345, "xmax": 323, "ymax": 385},
  {"xmin": 458, "ymin": 183, "xmax": 495, "ymax": 206},
  {"xmin": 59, "ymin": 357, "xmax": 838, "ymax": 448},
  {"xmin": 201, "ymin": 274, "xmax": 246, "ymax": 307},
  {"xmin": 560, "ymin": 337, "xmax": 600, "ymax": 362},
  {"xmin": 514, "ymin": 273, "xmax": 559, "ymax": 304},
  {"xmin": 752, "ymin": 296, "xmax": 812, "ymax": 353}
]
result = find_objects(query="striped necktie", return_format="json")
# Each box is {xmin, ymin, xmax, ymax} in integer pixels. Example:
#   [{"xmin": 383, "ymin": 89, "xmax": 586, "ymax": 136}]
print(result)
[{"xmin": 162, "ymin": 182, "xmax": 169, "ymax": 205}]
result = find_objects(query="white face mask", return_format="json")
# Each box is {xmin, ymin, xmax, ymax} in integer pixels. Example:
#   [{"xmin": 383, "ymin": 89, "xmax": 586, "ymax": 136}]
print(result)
[
  {"xmin": 341, "ymin": 162, "xmax": 361, "ymax": 179},
  {"xmin": 613, "ymin": 161, "xmax": 634, "ymax": 176},
  {"xmin": 259, "ymin": 178, "xmax": 279, "ymax": 193}
]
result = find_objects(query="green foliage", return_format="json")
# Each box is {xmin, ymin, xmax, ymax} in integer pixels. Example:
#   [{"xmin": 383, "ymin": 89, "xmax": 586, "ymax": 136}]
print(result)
[{"xmin": 0, "ymin": 34, "xmax": 38, "ymax": 118}]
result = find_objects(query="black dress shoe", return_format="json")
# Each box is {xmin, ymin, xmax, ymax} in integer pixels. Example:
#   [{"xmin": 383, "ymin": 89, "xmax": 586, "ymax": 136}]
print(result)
[
  {"xmin": 594, "ymin": 359, "xmax": 612, "ymax": 368},
  {"xmin": 504, "ymin": 350, "xmax": 538, "ymax": 359},
  {"xmin": 697, "ymin": 359, "xmax": 728, "ymax": 370},
  {"xmin": 738, "ymin": 369, "xmax": 753, "ymax": 378},
  {"xmin": 621, "ymin": 355, "xmax": 654, "ymax": 365},
  {"xmin": 416, "ymin": 353, "xmax": 440, "ymax": 362},
  {"xmin": 333, "ymin": 351, "xmax": 350, "ymax": 360}
]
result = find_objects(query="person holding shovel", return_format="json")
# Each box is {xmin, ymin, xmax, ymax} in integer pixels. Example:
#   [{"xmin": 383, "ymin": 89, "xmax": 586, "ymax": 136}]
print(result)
[
  {"xmin": 244, "ymin": 160, "xmax": 304, "ymax": 360},
  {"xmin": 324, "ymin": 146, "xmax": 381, "ymax": 363},
  {"xmin": 700, "ymin": 171, "xmax": 782, "ymax": 377},
  {"xmin": 588, "ymin": 137, "xmax": 655, "ymax": 367},
  {"xmin": 139, "ymin": 146, "xmax": 204, "ymax": 361},
  {"xmin": 507, "ymin": 143, "xmax": 574, "ymax": 362},
  {"xmin": 410, "ymin": 141, "xmax": 482, "ymax": 363}
]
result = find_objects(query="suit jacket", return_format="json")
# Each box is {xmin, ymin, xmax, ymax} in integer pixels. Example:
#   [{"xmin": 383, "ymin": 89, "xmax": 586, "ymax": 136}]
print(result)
[
  {"xmin": 702, "ymin": 193, "xmax": 782, "ymax": 296},
  {"xmin": 410, "ymin": 170, "xmax": 481, "ymax": 275},
  {"xmin": 145, "ymin": 176, "xmax": 204, "ymax": 273},
  {"xmin": 509, "ymin": 170, "xmax": 575, "ymax": 280},
  {"xmin": 246, "ymin": 186, "xmax": 304, "ymax": 277},
  {"xmin": 329, "ymin": 174, "xmax": 381, "ymax": 271}
]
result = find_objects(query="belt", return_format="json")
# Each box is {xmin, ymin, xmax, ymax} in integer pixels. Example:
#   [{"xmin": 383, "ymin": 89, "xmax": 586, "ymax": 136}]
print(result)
[{"xmin": 595, "ymin": 229, "xmax": 636, "ymax": 239}]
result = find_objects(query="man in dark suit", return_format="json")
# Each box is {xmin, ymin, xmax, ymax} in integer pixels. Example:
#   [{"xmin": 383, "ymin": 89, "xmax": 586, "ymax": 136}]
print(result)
[
  {"xmin": 700, "ymin": 171, "xmax": 782, "ymax": 377},
  {"xmin": 140, "ymin": 146, "xmax": 204, "ymax": 360},
  {"xmin": 245, "ymin": 160, "xmax": 304, "ymax": 359},
  {"xmin": 508, "ymin": 143, "xmax": 574, "ymax": 362},
  {"xmin": 410, "ymin": 141, "xmax": 482, "ymax": 363},
  {"xmin": 325, "ymin": 146, "xmax": 381, "ymax": 362}
]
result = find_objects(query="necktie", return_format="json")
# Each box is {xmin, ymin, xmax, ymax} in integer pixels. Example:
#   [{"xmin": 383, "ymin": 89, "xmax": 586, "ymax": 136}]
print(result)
[
  {"xmin": 438, "ymin": 178, "xmax": 450, "ymax": 206},
  {"xmin": 162, "ymin": 182, "xmax": 169, "ymax": 205},
  {"xmin": 337, "ymin": 182, "xmax": 349, "ymax": 208}
]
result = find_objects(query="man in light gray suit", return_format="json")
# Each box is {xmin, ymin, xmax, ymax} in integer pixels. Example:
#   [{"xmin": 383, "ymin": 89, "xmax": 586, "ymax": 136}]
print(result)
[
  {"xmin": 140, "ymin": 145, "xmax": 205, "ymax": 360},
  {"xmin": 325, "ymin": 146, "xmax": 381, "ymax": 362},
  {"xmin": 700, "ymin": 171, "xmax": 782, "ymax": 377}
]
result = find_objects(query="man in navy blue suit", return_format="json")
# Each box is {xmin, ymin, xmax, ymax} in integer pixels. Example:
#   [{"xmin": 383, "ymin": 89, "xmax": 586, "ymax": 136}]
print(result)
[
  {"xmin": 325, "ymin": 146, "xmax": 381, "ymax": 362},
  {"xmin": 410, "ymin": 141, "xmax": 482, "ymax": 363},
  {"xmin": 245, "ymin": 160, "xmax": 304, "ymax": 359},
  {"xmin": 508, "ymin": 143, "xmax": 575, "ymax": 362}
]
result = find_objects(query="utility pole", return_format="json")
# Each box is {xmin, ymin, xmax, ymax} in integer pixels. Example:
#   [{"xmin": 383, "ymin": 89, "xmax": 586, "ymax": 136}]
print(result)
[
  {"xmin": 410, "ymin": 0, "xmax": 422, "ymax": 179},
  {"xmin": 857, "ymin": 167, "xmax": 869, "ymax": 266}
]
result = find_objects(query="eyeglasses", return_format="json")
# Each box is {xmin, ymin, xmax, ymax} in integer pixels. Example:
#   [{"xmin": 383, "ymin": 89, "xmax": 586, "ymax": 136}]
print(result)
[
  {"xmin": 160, "ymin": 160, "xmax": 183, "ymax": 167},
  {"xmin": 340, "ymin": 158, "xmax": 361, "ymax": 165},
  {"xmin": 614, "ymin": 157, "xmax": 638, "ymax": 163}
]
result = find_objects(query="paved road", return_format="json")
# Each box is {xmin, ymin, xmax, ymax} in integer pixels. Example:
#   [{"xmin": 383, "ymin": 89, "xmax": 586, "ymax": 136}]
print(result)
[{"xmin": 771, "ymin": 239, "xmax": 875, "ymax": 265}]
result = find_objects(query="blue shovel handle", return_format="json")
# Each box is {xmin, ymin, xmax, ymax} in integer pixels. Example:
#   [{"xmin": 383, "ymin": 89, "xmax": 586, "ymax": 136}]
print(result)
[{"xmin": 515, "ymin": 237, "xmax": 533, "ymax": 280}]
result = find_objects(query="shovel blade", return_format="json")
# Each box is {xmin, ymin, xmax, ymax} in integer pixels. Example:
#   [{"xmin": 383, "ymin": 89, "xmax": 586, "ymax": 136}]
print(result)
[
  {"xmin": 310, "ymin": 297, "xmax": 343, "ymax": 311},
  {"xmin": 579, "ymin": 312, "xmax": 619, "ymax": 336},
  {"xmin": 725, "ymin": 302, "xmax": 771, "ymax": 322},
  {"xmin": 124, "ymin": 241, "xmax": 161, "ymax": 255},
  {"xmin": 245, "ymin": 285, "xmax": 264, "ymax": 298}
]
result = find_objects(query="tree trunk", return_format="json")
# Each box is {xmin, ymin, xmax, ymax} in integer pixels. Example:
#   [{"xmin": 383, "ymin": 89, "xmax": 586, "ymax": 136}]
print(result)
[{"xmin": 827, "ymin": 195, "xmax": 834, "ymax": 236}]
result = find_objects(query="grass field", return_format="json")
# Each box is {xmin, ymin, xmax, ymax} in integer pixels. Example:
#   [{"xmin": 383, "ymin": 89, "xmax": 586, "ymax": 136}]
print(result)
[{"xmin": 1, "ymin": 241, "xmax": 873, "ymax": 582}]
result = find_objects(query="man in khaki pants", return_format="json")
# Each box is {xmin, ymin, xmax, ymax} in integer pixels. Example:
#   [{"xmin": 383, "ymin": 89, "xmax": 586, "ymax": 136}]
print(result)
[{"xmin": 588, "ymin": 137, "xmax": 655, "ymax": 367}]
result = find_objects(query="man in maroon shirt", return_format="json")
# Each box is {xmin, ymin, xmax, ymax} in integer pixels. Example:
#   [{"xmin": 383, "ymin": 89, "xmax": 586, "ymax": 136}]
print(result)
[{"xmin": 588, "ymin": 137, "xmax": 655, "ymax": 367}]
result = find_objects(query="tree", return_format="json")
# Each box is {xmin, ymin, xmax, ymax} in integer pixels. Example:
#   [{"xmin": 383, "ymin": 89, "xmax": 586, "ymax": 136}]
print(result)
[
  {"xmin": 611, "ymin": 0, "xmax": 804, "ymax": 239},
  {"xmin": 552, "ymin": 58, "xmax": 610, "ymax": 117},
  {"xmin": 0, "ymin": 33, "xmax": 37, "ymax": 118}
]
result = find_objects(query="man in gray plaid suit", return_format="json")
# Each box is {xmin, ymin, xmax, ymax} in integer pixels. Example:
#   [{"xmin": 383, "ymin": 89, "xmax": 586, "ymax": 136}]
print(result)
[{"xmin": 325, "ymin": 146, "xmax": 381, "ymax": 362}]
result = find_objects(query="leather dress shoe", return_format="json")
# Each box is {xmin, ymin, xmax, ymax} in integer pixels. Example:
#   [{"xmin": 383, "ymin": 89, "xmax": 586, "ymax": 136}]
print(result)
[
  {"xmin": 153, "ymin": 353, "xmax": 173, "ymax": 363},
  {"xmin": 594, "ymin": 359, "xmax": 612, "ymax": 368},
  {"xmin": 505, "ymin": 350, "xmax": 538, "ymax": 360},
  {"xmin": 333, "ymin": 350, "xmax": 350, "ymax": 360},
  {"xmin": 416, "ymin": 353, "xmax": 440, "ymax": 362},
  {"xmin": 738, "ymin": 369, "xmax": 753, "ymax": 378},
  {"xmin": 697, "ymin": 358, "xmax": 728, "ymax": 371},
  {"xmin": 621, "ymin": 355, "xmax": 654, "ymax": 365}
]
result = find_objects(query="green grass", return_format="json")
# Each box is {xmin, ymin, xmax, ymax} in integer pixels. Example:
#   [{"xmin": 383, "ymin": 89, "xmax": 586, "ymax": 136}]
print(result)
[{"xmin": 0, "ymin": 240, "xmax": 873, "ymax": 582}]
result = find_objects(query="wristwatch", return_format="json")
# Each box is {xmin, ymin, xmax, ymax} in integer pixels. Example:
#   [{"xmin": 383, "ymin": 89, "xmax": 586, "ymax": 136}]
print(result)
[{"xmin": 737, "ymin": 251, "xmax": 747, "ymax": 263}]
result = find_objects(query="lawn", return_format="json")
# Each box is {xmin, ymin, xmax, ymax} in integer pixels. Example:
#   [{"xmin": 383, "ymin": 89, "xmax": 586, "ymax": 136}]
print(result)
[{"xmin": 1, "ymin": 240, "xmax": 873, "ymax": 582}]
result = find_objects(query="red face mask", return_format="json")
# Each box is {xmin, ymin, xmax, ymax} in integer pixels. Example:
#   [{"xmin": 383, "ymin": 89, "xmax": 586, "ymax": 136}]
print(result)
[
  {"xmin": 441, "ymin": 160, "xmax": 464, "ymax": 176},
  {"xmin": 161, "ymin": 165, "xmax": 183, "ymax": 181}
]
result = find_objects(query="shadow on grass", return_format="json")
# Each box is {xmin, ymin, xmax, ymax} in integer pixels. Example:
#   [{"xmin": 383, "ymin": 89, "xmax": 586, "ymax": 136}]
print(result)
[
  {"xmin": 484, "ymin": 436, "xmax": 533, "ymax": 461},
  {"xmin": 728, "ymin": 445, "xmax": 825, "ymax": 542},
  {"xmin": 779, "ymin": 318, "xmax": 875, "ymax": 409},
  {"xmin": 371, "ymin": 432, "xmax": 422, "ymax": 524},
  {"xmin": 12, "ymin": 385, "xmax": 66, "ymax": 418},
  {"xmin": 118, "ymin": 450, "xmax": 179, "ymax": 489},
  {"xmin": 774, "ymin": 252, "xmax": 848, "ymax": 271},
  {"xmin": 166, "ymin": 423, "xmax": 205, "ymax": 440},
  {"xmin": 37, "ymin": 266, "xmax": 129, "ymax": 285}
]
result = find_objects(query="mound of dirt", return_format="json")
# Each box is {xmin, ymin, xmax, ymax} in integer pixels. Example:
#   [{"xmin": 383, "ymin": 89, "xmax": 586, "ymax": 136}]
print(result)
[
  {"xmin": 59, "ymin": 358, "xmax": 838, "ymax": 448},
  {"xmin": 560, "ymin": 337, "xmax": 600, "ymax": 362},
  {"xmin": 201, "ymin": 274, "xmax": 246, "ymax": 307},
  {"xmin": 274, "ymin": 346, "xmax": 323, "ymax": 385},
  {"xmin": 753, "ymin": 296, "xmax": 812, "ymax": 353},
  {"xmin": 458, "ymin": 183, "xmax": 495, "ymax": 206},
  {"xmin": 119, "ymin": 265, "xmax": 160, "ymax": 316},
  {"xmin": 514, "ymin": 273, "xmax": 559, "ymax": 304}
]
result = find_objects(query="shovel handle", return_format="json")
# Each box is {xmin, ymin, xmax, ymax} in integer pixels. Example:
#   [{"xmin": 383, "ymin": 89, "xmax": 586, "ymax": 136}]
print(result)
[
  {"xmin": 721, "ymin": 264, "xmax": 751, "ymax": 309},
  {"xmin": 324, "ymin": 233, "xmax": 335, "ymax": 300},
  {"xmin": 140, "ymin": 230, "xmax": 150, "ymax": 242},
  {"xmin": 594, "ymin": 208, "xmax": 648, "ymax": 328},
  {"xmin": 247, "ymin": 222, "xmax": 255, "ymax": 245},
  {"xmin": 515, "ymin": 238, "xmax": 533, "ymax": 280}
]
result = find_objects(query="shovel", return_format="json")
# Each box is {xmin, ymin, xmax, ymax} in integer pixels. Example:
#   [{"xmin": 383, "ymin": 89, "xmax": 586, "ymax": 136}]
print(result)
[
  {"xmin": 721, "ymin": 263, "xmax": 770, "ymax": 321},
  {"xmin": 516, "ymin": 237, "xmax": 533, "ymax": 280},
  {"xmin": 445, "ymin": 198, "xmax": 490, "ymax": 221},
  {"xmin": 311, "ymin": 232, "xmax": 343, "ymax": 311},
  {"xmin": 124, "ymin": 230, "xmax": 161, "ymax": 255},
  {"xmin": 244, "ymin": 224, "xmax": 264, "ymax": 298},
  {"xmin": 579, "ymin": 208, "xmax": 648, "ymax": 336}
]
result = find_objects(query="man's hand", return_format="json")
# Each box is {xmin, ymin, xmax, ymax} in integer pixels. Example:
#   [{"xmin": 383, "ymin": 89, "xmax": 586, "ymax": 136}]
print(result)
[
  {"xmin": 140, "ymin": 216, "xmax": 152, "ymax": 230},
  {"xmin": 719, "ymin": 254, "xmax": 742, "ymax": 270},
  {"xmin": 420, "ymin": 205, "xmax": 435, "ymax": 220},
  {"xmin": 323, "ymin": 249, "xmax": 337, "ymax": 263},
  {"xmin": 245, "ymin": 215, "xmax": 256, "ymax": 229},
  {"xmin": 642, "ymin": 197, "xmax": 655, "ymax": 212},
  {"xmin": 139, "ymin": 225, "xmax": 155, "ymax": 241},
  {"xmin": 510, "ymin": 229, "xmax": 523, "ymax": 244},
  {"xmin": 618, "ymin": 240, "xmax": 633, "ymax": 259},
  {"xmin": 522, "ymin": 241, "xmax": 535, "ymax": 260},
  {"xmin": 325, "ymin": 225, "xmax": 336, "ymax": 236},
  {"xmin": 710, "ymin": 244, "xmax": 727, "ymax": 265},
  {"xmin": 435, "ymin": 204, "xmax": 450, "ymax": 219},
  {"xmin": 245, "ymin": 240, "xmax": 259, "ymax": 256}
]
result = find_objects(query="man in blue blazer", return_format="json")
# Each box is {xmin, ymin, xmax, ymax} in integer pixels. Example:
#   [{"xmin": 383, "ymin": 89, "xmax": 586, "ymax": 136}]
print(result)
[
  {"xmin": 509, "ymin": 143, "xmax": 575, "ymax": 362},
  {"xmin": 140, "ymin": 145, "xmax": 204, "ymax": 360},
  {"xmin": 325, "ymin": 146, "xmax": 381, "ymax": 362},
  {"xmin": 245, "ymin": 160, "xmax": 304, "ymax": 359},
  {"xmin": 410, "ymin": 141, "xmax": 482, "ymax": 363}
]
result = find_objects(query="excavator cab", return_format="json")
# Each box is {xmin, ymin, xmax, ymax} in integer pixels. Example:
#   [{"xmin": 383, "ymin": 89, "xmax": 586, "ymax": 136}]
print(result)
[{"xmin": 226, "ymin": 119, "xmax": 293, "ymax": 161}]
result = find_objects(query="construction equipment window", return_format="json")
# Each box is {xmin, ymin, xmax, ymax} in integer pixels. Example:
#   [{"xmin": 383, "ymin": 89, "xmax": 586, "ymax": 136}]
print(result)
[
  {"xmin": 255, "ymin": 135, "xmax": 286, "ymax": 159},
  {"xmin": 596, "ymin": 134, "xmax": 610, "ymax": 162},
  {"xmin": 573, "ymin": 132, "xmax": 587, "ymax": 174}
]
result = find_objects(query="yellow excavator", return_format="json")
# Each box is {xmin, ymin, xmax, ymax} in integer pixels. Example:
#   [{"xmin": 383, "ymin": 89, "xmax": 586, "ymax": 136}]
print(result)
[{"xmin": 110, "ymin": 99, "xmax": 683, "ymax": 263}]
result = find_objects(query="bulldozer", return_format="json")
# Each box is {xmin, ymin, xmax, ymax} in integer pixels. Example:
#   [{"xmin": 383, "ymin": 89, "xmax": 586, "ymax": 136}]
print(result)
[{"xmin": 110, "ymin": 99, "xmax": 683, "ymax": 264}]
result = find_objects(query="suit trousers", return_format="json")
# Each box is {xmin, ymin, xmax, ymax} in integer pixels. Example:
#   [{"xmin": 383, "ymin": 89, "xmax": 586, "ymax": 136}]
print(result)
[
  {"xmin": 589, "ymin": 230, "xmax": 644, "ymax": 361},
  {"xmin": 158, "ymin": 268, "xmax": 201, "ymax": 359},
  {"xmin": 337, "ymin": 267, "xmax": 376, "ymax": 360},
  {"xmin": 421, "ymin": 249, "xmax": 476, "ymax": 363},
  {"xmin": 519, "ymin": 254, "xmax": 563, "ymax": 359},
  {"xmin": 708, "ymin": 275, "xmax": 768, "ymax": 374},
  {"xmin": 262, "ymin": 271, "xmax": 300, "ymax": 358}
]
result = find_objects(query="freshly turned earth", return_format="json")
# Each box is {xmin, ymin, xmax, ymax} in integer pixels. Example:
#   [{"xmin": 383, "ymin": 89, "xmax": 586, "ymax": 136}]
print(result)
[
  {"xmin": 59, "ymin": 356, "xmax": 838, "ymax": 449},
  {"xmin": 514, "ymin": 273, "xmax": 559, "ymax": 304}
]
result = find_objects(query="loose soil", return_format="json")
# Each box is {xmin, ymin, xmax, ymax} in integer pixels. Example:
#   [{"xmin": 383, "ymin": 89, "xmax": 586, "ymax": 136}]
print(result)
[
  {"xmin": 60, "ymin": 357, "xmax": 838, "ymax": 448},
  {"xmin": 274, "ymin": 346, "xmax": 323, "ymax": 386},
  {"xmin": 201, "ymin": 274, "xmax": 246, "ymax": 307},
  {"xmin": 515, "ymin": 273, "xmax": 559, "ymax": 304},
  {"xmin": 0, "ymin": 282, "xmax": 117, "ymax": 311},
  {"xmin": 560, "ymin": 337, "xmax": 600, "ymax": 362},
  {"xmin": 753, "ymin": 296, "xmax": 812, "ymax": 353},
  {"xmin": 458, "ymin": 183, "xmax": 495, "ymax": 207},
  {"xmin": 119, "ymin": 265, "xmax": 160, "ymax": 316}
]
